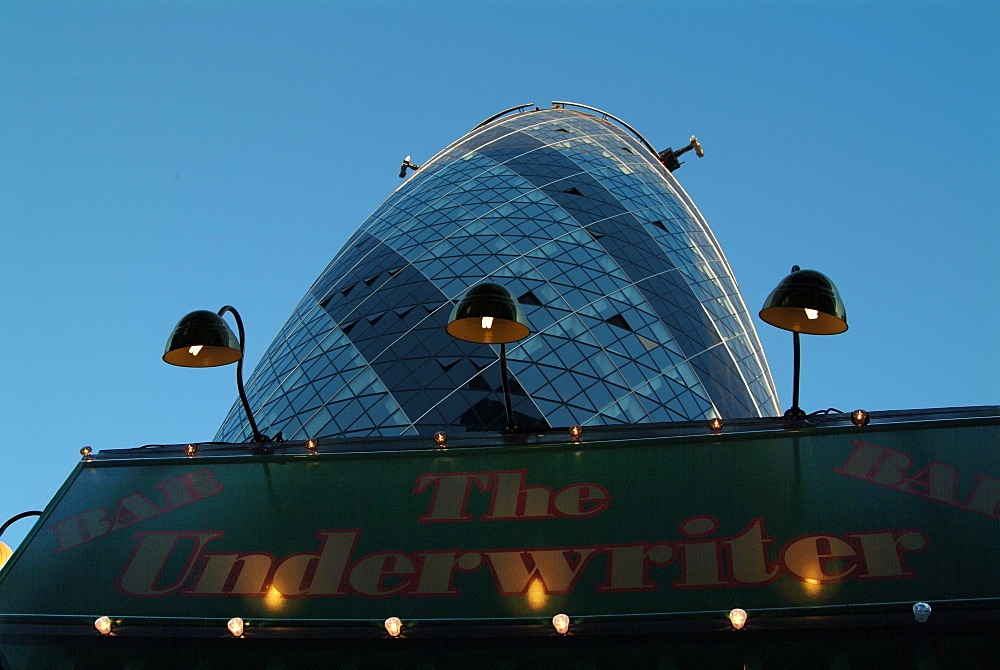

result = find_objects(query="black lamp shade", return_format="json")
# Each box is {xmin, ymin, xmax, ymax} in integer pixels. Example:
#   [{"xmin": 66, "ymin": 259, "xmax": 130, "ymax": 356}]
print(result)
[
  {"xmin": 759, "ymin": 269, "xmax": 848, "ymax": 335},
  {"xmin": 446, "ymin": 283, "xmax": 530, "ymax": 344},
  {"xmin": 163, "ymin": 310, "xmax": 243, "ymax": 367}
]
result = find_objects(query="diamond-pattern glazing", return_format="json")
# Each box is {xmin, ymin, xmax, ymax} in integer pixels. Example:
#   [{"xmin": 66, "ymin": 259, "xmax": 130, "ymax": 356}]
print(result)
[{"xmin": 216, "ymin": 105, "xmax": 779, "ymax": 441}]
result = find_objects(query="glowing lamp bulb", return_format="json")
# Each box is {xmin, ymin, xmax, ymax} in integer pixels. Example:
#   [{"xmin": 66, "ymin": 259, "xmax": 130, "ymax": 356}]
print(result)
[
  {"xmin": 552, "ymin": 613, "xmax": 570, "ymax": 635},
  {"xmin": 803, "ymin": 308, "xmax": 820, "ymax": 320},
  {"xmin": 307, "ymin": 439, "xmax": 318, "ymax": 454},
  {"xmin": 851, "ymin": 409, "xmax": 870, "ymax": 426},
  {"xmin": 227, "ymin": 617, "xmax": 244, "ymax": 637},
  {"xmin": 433, "ymin": 431, "xmax": 447, "ymax": 445},
  {"xmin": 568, "ymin": 425, "xmax": 582, "ymax": 440},
  {"xmin": 481, "ymin": 316, "xmax": 494, "ymax": 329},
  {"xmin": 729, "ymin": 608, "xmax": 748, "ymax": 630},
  {"xmin": 80, "ymin": 446, "xmax": 92, "ymax": 457},
  {"xmin": 94, "ymin": 616, "xmax": 112, "ymax": 635},
  {"xmin": 709, "ymin": 417, "xmax": 723, "ymax": 431},
  {"xmin": 188, "ymin": 345, "xmax": 204, "ymax": 356},
  {"xmin": 913, "ymin": 602, "xmax": 932, "ymax": 623},
  {"xmin": 384, "ymin": 616, "xmax": 402, "ymax": 637},
  {"xmin": 185, "ymin": 444, "xmax": 197, "ymax": 457}
]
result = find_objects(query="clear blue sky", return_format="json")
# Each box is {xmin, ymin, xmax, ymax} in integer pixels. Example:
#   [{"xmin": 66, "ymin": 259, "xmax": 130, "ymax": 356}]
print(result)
[{"xmin": 1, "ymin": 0, "xmax": 997, "ymax": 548}]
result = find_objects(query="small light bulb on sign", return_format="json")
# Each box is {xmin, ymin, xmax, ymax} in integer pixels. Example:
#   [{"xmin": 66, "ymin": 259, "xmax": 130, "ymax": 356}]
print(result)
[
  {"xmin": 709, "ymin": 417, "xmax": 723, "ymax": 432},
  {"xmin": 481, "ymin": 316, "xmax": 494, "ymax": 329},
  {"xmin": 227, "ymin": 617, "xmax": 244, "ymax": 637},
  {"xmin": 384, "ymin": 616, "xmax": 402, "ymax": 637},
  {"xmin": 913, "ymin": 602, "xmax": 932, "ymax": 623},
  {"xmin": 307, "ymin": 439, "xmax": 318, "ymax": 454},
  {"xmin": 729, "ymin": 608, "xmax": 747, "ymax": 630},
  {"xmin": 94, "ymin": 616, "xmax": 112, "ymax": 635},
  {"xmin": 185, "ymin": 444, "xmax": 197, "ymax": 457},
  {"xmin": 80, "ymin": 446, "xmax": 92, "ymax": 457},
  {"xmin": 433, "ymin": 431, "xmax": 447, "ymax": 446},
  {"xmin": 568, "ymin": 425, "xmax": 582, "ymax": 441},
  {"xmin": 552, "ymin": 613, "xmax": 570, "ymax": 635},
  {"xmin": 851, "ymin": 409, "xmax": 870, "ymax": 426}
]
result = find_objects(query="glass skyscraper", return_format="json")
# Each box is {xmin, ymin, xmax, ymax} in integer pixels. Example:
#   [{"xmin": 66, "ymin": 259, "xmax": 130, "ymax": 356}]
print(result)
[{"xmin": 216, "ymin": 103, "xmax": 779, "ymax": 441}]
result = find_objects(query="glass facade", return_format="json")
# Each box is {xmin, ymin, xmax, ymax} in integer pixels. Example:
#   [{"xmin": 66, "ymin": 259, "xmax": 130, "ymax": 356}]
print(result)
[{"xmin": 216, "ymin": 104, "xmax": 779, "ymax": 441}]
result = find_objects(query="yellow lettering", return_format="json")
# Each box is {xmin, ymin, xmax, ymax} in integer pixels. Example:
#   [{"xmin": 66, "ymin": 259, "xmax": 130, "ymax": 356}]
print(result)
[
  {"xmin": 118, "ymin": 531, "xmax": 223, "ymax": 596},
  {"xmin": 484, "ymin": 549, "xmax": 596, "ymax": 595},
  {"xmin": 725, "ymin": 519, "xmax": 779, "ymax": 585},
  {"xmin": 553, "ymin": 484, "xmax": 610, "ymax": 518},
  {"xmin": 349, "ymin": 552, "xmax": 415, "ymax": 596},
  {"xmin": 186, "ymin": 553, "xmax": 272, "ymax": 595},
  {"xmin": 411, "ymin": 551, "xmax": 483, "ymax": 595},
  {"xmin": 783, "ymin": 535, "xmax": 857, "ymax": 583},
  {"xmin": 597, "ymin": 543, "xmax": 673, "ymax": 592}
]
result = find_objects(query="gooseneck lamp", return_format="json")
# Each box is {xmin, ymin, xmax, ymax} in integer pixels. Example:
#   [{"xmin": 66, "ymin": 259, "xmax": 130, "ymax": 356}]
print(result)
[
  {"xmin": 163, "ymin": 306, "xmax": 267, "ymax": 443},
  {"xmin": 447, "ymin": 283, "xmax": 530, "ymax": 433},
  {"xmin": 759, "ymin": 266, "xmax": 847, "ymax": 421}
]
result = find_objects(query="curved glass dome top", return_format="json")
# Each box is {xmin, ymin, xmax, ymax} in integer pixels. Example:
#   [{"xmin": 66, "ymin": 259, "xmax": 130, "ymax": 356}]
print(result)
[{"xmin": 217, "ymin": 104, "xmax": 779, "ymax": 441}]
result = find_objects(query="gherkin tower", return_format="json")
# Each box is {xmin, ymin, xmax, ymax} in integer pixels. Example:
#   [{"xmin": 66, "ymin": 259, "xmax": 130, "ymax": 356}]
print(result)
[{"xmin": 217, "ymin": 103, "xmax": 779, "ymax": 441}]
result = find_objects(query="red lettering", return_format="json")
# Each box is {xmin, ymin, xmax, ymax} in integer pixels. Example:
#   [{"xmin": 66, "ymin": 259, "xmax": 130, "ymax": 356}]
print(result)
[
  {"xmin": 835, "ymin": 441, "xmax": 999, "ymax": 520},
  {"xmin": 51, "ymin": 469, "xmax": 224, "ymax": 552},
  {"xmin": 51, "ymin": 508, "xmax": 111, "ymax": 552}
]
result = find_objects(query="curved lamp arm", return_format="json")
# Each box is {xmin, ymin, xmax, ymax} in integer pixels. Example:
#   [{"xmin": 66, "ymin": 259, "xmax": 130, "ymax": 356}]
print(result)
[
  {"xmin": 217, "ymin": 306, "xmax": 266, "ymax": 443},
  {"xmin": 0, "ymin": 511, "xmax": 42, "ymax": 539}
]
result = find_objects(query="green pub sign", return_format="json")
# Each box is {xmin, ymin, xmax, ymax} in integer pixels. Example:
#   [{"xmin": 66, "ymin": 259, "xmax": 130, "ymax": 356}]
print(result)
[{"xmin": 1, "ymin": 413, "xmax": 997, "ymax": 623}]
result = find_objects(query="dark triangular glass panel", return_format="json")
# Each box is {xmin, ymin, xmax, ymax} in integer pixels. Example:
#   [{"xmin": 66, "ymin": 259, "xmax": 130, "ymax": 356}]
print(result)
[
  {"xmin": 466, "ymin": 373, "xmax": 494, "ymax": 392},
  {"xmin": 606, "ymin": 314, "xmax": 632, "ymax": 331},
  {"xmin": 438, "ymin": 358, "xmax": 460, "ymax": 372},
  {"xmin": 518, "ymin": 291, "xmax": 543, "ymax": 307}
]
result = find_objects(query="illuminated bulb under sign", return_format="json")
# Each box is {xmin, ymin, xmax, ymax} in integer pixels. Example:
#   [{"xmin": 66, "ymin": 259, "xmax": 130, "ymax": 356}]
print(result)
[
  {"xmin": 94, "ymin": 616, "xmax": 112, "ymax": 635},
  {"xmin": 307, "ymin": 439, "xmax": 318, "ymax": 454},
  {"xmin": 804, "ymin": 308, "xmax": 820, "ymax": 320},
  {"xmin": 384, "ymin": 616, "xmax": 402, "ymax": 637},
  {"xmin": 851, "ymin": 409, "xmax": 870, "ymax": 426},
  {"xmin": 481, "ymin": 316, "xmax": 494, "ymax": 329},
  {"xmin": 729, "ymin": 608, "xmax": 748, "ymax": 630},
  {"xmin": 913, "ymin": 602, "xmax": 932, "ymax": 623},
  {"xmin": 188, "ymin": 345, "xmax": 204, "ymax": 356},
  {"xmin": 568, "ymin": 425, "xmax": 582, "ymax": 440},
  {"xmin": 227, "ymin": 617, "xmax": 244, "ymax": 637},
  {"xmin": 185, "ymin": 444, "xmax": 197, "ymax": 457},
  {"xmin": 552, "ymin": 613, "xmax": 570, "ymax": 635},
  {"xmin": 709, "ymin": 417, "xmax": 723, "ymax": 431}
]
